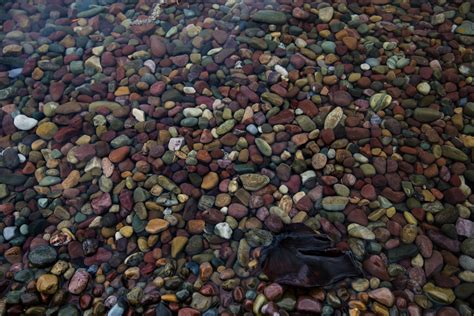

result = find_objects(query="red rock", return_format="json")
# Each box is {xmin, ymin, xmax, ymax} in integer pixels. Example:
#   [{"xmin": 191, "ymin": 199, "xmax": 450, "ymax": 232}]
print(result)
[
  {"xmin": 150, "ymin": 81, "xmax": 166, "ymax": 96},
  {"xmin": 363, "ymin": 255, "xmax": 390, "ymax": 281},
  {"xmin": 109, "ymin": 146, "xmax": 130, "ymax": 163},
  {"xmin": 130, "ymin": 16, "xmax": 155, "ymax": 35},
  {"xmin": 360, "ymin": 184, "xmax": 376, "ymax": 200},
  {"xmin": 150, "ymin": 35, "xmax": 166, "ymax": 58},
  {"xmin": 228, "ymin": 203, "xmax": 248, "ymax": 219},
  {"xmin": 330, "ymin": 90, "xmax": 352, "ymax": 106},
  {"xmin": 346, "ymin": 127, "xmax": 370, "ymax": 140},
  {"xmin": 91, "ymin": 193, "xmax": 112, "ymax": 214},
  {"xmin": 178, "ymin": 308, "xmax": 200, "ymax": 316},
  {"xmin": 416, "ymin": 235, "xmax": 433, "ymax": 258},
  {"xmin": 49, "ymin": 81, "xmax": 65, "ymax": 102},
  {"xmin": 268, "ymin": 109, "xmax": 294, "ymax": 125},
  {"xmin": 424, "ymin": 250, "xmax": 443, "ymax": 277},
  {"xmin": 101, "ymin": 51, "xmax": 116, "ymax": 67},
  {"xmin": 443, "ymin": 187, "xmax": 466, "ymax": 204}
]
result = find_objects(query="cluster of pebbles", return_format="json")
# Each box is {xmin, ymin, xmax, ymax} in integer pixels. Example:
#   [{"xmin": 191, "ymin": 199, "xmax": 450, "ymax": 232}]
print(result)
[{"xmin": 0, "ymin": 0, "xmax": 473, "ymax": 315}]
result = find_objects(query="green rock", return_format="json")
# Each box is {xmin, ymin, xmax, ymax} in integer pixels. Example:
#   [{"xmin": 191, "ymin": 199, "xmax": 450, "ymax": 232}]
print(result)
[
  {"xmin": 249, "ymin": 37, "xmax": 268, "ymax": 50},
  {"xmin": 58, "ymin": 305, "xmax": 80, "ymax": 316},
  {"xmin": 464, "ymin": 102, "xmax": 474, "ymax": 117},
  {"xmin": 413, "ymin": 108, "xmax": 442, "ymax": 122},
  {"xmin": 261, "ymin": 92, "xmax": 284, "ymax": 106},
  {"xmin": 0, "ymin": 86, "xmax": 16, "ymax": 101},
  {"xmin": 455, "ymin": 21, "xmax": 474, "ymax": 36},
  {"xmin": 255, "ymin": 138, "xmax": 272, "ymax": 157},
  {"xmin": 77, "ymin": 6, "xmax": 106, "ymax": 18},
  {"xmin": 0, "ymin": 183, "xmax": 8, "ymax": 198},
  {"xmin": 296, "ymin": 115, "xmax": 316, "ymax": 132},
  {"xmin": 321, "ymin": 41, "xmax": 336, "ymax": 54},
  {"xmin": 423, "ymin": 282, "xmax": 455, "ymax": 304},
  {"xmin": 441, "ymin": 145, "xmax": 468, "ymax": 162},
  {"xmin": 387, "ymin": 244, "xmax": 418, "ymax": 263},
  {"xmin": 360, "ymin": 164, "xmax": 376, "ymax": 176},
  {"xmin": 70, "ymin": 61, "xmax": 84, "ymax": 74},
  {"xmin": 162, "ymin": 89, "xmax": 183, "ymax": 102},
  {"xmin": 370, "ymin": 93, "xmax": 392, "ymax": 111},
  {"xmin": 252, "ymin": 10, "xmax": 287, "ymax": 25},
  {"xmin": 89, "ymin": 101, "xmax": 122, "ymax": 112},
  {"xmin": 321, "ymin": 196, "xmax": 349, "ymax": 211},
  {"xmin": 28, "ymin": 245, "xmax": 57, "ymax": 267},
  {"xmin": 216, "ymin": 119, "xmax": 235, "ymax": 135},
  {"xmin": 127, "ymin": 287, "xmax": 143, "ymax": 305},
  {"xmin": 240, "ymin": 173, "xmax": 270, "ymax": 191},
  {"xmin": 39, "ymin": 176, "xmax": 61, "ymax": 186}
]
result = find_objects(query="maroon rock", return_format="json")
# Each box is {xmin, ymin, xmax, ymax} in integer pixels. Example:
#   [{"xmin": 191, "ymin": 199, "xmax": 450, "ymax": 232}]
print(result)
[
  {"xmin": 49, "ymin": 81, "xmax": 65, "ymax": 102},
  {"xmin": 101, "ymin": 51, "xmax": 116, "ymax": 67},
  {"xmin": 443, "ymin": 187, "xmax": 466, "ymax": 204},
  {"xmin": 363, "ymin": 255, "xmax": 390, "ymax": 281},
  {"xmin": 264, "ymin": 283, "xmax": 283, "ymax": 301},
  {"xmin": 91, "ymin": 193, "xmax": 112, "ymax": 214},
  {"xmin": 330, "ymin": 90, "xmax": 352, "ymax": 106},
  {"xmin": 268, "ymin": 109, "xmax": 294, "ymax": 125},
  {"xmin": 150, "ymin": 35, "xmax": 167, "ymax": 57},
  {"xmin": 360, "ymin": 184, "xmax": 376, "ymax": 200},
  {"xmin": 227, "ymin": 203, "xmax": 248, "ymax": 219},
  {"xmin": 416, "ymin": 235, "xmax": 433, "ymax": 258},
  {"xmin": 346, "ymin": 127, "xmax": 370, "ymax": 140},
  {"xmin": 296, "ymin": 297, "xmax": 322, "ymax": 313},
  {"xmin": 424, "ymin": 250, "xmax": 443, "ymax": 277},
  {"xmin": 427, "ymin": 229, "xmax": 460, "ymax": 252}
]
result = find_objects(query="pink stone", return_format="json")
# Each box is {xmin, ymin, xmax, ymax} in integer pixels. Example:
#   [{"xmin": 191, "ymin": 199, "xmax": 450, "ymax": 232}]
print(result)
[
  {"xmin": 264, "ymin": 283, "xmax": 283, "ymax": 301},
  {"xmin": 68, "ymin": 269, "xmax": 90, "ymax": 295},
  {"xmin": 91, "ymin": 193, "xmax": 112, "ymax": 214}
]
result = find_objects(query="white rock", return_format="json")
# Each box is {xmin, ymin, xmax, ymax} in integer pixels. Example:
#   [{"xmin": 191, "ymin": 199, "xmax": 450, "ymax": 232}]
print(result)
[
  {"xmin": 14, "ymin": 114, "xmax": 38, "ymax": 130},
  {"xmin": 324, "ymin": 106, "xmax": 344, "ymax": 129},
  {"xmin": 183, "ymin": 108, "xmax": 203, "ymax": 118},
  {"xmin": 274, "ymin": 65, "xmax": 288, "ymax": 78},
  {"xmin": 3, "ymin": 226, "xmax": 17, "ymax": 241},
  {"xmin": 132, "ymin": 108, "xmax": 145, "ymax": 122},
  {"xmin": 183, "ymin": 87, "xmax": 196, "ymax": 94},
  {"xmin": 144, "ymin": 60, "xmax": 156, "ymax": 73},
  {"xmin": 214, "ymin": 222, "xmax": 232, "ymax": 239},
  {"xmin": 168, "ymin": 137, "xmax": 185, "ymax": 151}
]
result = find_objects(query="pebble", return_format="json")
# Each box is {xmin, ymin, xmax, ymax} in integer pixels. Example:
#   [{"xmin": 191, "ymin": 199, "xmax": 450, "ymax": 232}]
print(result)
[{"xmin": 13, "ymin": 114, "xmax": 38, "ymax": 130}]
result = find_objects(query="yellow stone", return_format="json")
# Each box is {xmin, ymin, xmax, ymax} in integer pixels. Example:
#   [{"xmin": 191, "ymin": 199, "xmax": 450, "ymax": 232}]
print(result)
[
  {"xmin": 371, "ymin": 302, "xmax": 389, "ymax": 316},
  {"xmin": 119, "ymin": 226, "xmax": 133, "ymax": 238},
  {"xmin": 422, "ymin": 190, "xmax": 435, "ymax": 202},
  {"xmin": 161, "ymin": 294, "xmax": 178, "ymax": 302},
  {"xmin": 460, "ymin": 135, "xmax": 474, "ymax": 148},
  {"xmin": 75, "ymin": 135, "xmax": 91, "ymax": 145},
  {"xmin": 61, "ymin": 170, "xmax": 81, "ymax": 189},
  {"xmin": 404, "ymin": 211, "xmax": 418, "ymax": 225},
  {"xmin": 386, "ymin": 207, "xmax": 396, "ymax": 218},
  {"xmin": 171, "ymin": 236, "xmax": 188, "ymax": 258},
  {"xmin": 36, "ymin": 122, "xmax": 58, "ymax": 140},
  {"xmin": 201, "ymin": 172, "xmax": 219, "ymax": 190},
  {"xmin": 145, "ymin": 218, "xmax": 169, "ymax": 234},
  {"xmin": 423, "ymin": 282, "xmax": 455, "ymax": 304},
  {"xmin": 114, "ymin": 86, "xmax": 130, "ymax": 96},
  {"xmin": 253, "ymin": 293, "xmax": 267, "ymax": 315},
  {"xmin": 36, "ymin": 274, "xmax": 59, "ymax": 294}
]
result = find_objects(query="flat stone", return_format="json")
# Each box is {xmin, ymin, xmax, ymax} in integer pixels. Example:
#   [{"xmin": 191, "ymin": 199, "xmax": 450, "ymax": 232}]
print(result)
[
  {"xmin": 252, "ymin": 10, "xmax": 287, "ymax": 24},
  {"xmin": 321, "ymin": 196, "xmax": 349, "ymax": 211},
  {"xmin": 240, "ymin": 174, "xmax": 270, "ymax": 191}
]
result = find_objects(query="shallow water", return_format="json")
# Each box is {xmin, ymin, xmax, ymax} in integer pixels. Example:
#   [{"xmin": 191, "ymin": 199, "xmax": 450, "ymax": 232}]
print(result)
[{"xmin": 0, "ymin": 0, "xmax": 473, "ymax": 315}]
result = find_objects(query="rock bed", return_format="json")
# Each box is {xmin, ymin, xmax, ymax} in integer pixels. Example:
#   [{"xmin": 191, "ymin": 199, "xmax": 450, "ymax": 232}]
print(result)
[{"xmin": 0, "ymin": 0, "xmax": 473, "ymax": 315}]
